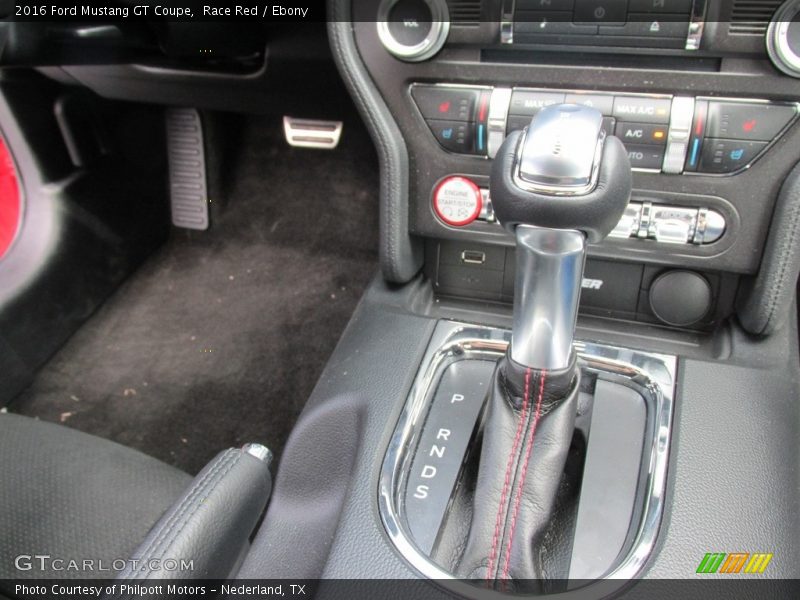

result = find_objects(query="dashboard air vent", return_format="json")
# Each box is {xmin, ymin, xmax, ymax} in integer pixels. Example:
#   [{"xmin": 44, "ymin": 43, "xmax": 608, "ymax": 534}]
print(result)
[
  {"xmin": 729, "ymin": 0, "xmax": 782, "ymax": 35},
  {"xmin": 447, "ymin": 0, "xmax": 481, "ymax": 27}
]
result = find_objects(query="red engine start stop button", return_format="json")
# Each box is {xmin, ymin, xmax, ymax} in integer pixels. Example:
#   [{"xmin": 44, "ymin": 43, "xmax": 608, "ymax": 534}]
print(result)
[{"xmin": 432, "ymin": 176, "xmax": 482, "ymax": 227}]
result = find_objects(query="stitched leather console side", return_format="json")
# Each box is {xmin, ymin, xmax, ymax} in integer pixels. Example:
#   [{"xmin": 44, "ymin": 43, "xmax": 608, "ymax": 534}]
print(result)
[
  {"xmin": 327, "ymin": 2, "xmax": 423, "ymax": 283},
  {"xmin": 738, "ymin": 161, "xmax": 800, "ymax": 335}
]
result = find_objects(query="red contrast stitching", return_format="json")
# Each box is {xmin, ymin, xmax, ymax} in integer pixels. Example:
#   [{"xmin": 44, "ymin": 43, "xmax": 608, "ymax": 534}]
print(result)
[
  {"xmin": 500, "ymin": 369, "xmax": 547, "ymax": 584},
  {"xmin": 485, "ymin": 367, "xmax": 532, "ymax": 584}
]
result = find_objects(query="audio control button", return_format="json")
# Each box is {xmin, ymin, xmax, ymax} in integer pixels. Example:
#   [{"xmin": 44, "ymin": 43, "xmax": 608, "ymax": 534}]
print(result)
[
  {"xmin": 387, "ymin": 0, "xmax": 433, "ymax": 46},
  {"xmin": 517, "ymin": 0, "xmax": 575, "ymax": 9},
  {"xmin": 514, "ymin": 13, "xmax": 598, "ymax": 36},
  {"xmin": 574, "ymin": 0, "xmax": 627, "ymax": 23},
  {"xmin": 628, "ymin": 0, "xmax": 692, "ymax": 12},
  {"xmin": 599, "ymin": 15, "xmax": 690, "ymax": 39},
  {"xmin": 377, "ymin": 0, "xmax": 450, "ymax": 62}
]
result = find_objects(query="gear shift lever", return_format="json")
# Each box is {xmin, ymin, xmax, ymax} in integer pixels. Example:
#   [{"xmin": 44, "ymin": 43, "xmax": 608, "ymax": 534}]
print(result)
[
  {"xmin": 493, "ymin": 103, "xmax": 632, "ymax": 369},
  {"xmin": 456, "ymin": 105, "xmax": 631, "ymax": 589}
]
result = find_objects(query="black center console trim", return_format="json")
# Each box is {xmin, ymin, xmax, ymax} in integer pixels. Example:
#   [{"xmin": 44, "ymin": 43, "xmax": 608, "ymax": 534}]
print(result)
[{"xmin": 328, "ymin": 6, "xmax": 423, "ymax": 283}]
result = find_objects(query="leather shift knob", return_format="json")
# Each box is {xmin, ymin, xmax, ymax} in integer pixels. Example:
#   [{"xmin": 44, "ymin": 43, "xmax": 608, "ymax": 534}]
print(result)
[{"xmin": 490, "ymin": 130, "xmax": 632, "ymax": 243}]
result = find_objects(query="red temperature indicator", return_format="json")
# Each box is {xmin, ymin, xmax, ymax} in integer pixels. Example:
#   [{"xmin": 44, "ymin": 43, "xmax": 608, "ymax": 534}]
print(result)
[{"xmin": 432, "ymin": 176, "xmax": 482, "ymax": 227}]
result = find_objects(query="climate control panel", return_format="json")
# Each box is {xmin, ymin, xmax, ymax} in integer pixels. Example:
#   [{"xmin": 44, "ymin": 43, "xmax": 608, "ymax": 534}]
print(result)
[{"xmin": 411, "ymin": 84, "xmax": 799, "ymax": 175}]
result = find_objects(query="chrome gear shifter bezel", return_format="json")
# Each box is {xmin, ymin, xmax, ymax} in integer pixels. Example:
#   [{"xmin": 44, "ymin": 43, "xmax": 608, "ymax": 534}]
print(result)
[{"xmin": 378, "ymin": 320, "xmax": 677, "ymax": 598}]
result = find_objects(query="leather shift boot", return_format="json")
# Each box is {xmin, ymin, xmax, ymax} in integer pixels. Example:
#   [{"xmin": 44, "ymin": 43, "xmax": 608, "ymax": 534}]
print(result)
[{"xmin": 456, "ymin": 353, "xmax": 579, "ymax": 591}]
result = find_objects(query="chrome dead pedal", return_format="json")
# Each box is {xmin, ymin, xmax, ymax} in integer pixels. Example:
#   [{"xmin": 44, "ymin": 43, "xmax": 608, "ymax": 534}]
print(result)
[
  {"xmin": 166, "ymin": 108, "xmax": 209, "ymax": 231},
  {"xmin": 283, "ymin": 116, "xmax": 343, "ymax": 149}
]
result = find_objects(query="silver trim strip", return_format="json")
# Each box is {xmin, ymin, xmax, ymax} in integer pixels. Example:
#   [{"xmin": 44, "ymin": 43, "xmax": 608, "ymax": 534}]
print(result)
[
  {"xmin": 487, "ymin": 87, "xmax": 512, "ymax": 159},
  {"xmin": 685, "ymin": 0, "xmax": 707, "ymax": 51},
  {"xmin": 662, "ymin": 96, "xmax": 694, "ymax": 174},
  {"xmin": 501, "ymin": 0, "xmax": 515, "ymax": 44},
  {"xmin": 378, "ymin": 320, "xmax": 677, "ymax": 597}
]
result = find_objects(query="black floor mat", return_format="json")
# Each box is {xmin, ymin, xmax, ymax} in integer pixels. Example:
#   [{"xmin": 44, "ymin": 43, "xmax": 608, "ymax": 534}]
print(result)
[{"xmin": 11, "ymin": 113, "xmax": 379, "ymax": 474}]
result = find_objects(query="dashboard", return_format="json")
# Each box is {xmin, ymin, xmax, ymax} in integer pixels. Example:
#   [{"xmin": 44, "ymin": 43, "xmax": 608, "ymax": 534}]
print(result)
[{"xmin": 352, "ymin": 0, "xmax": 800, "ymax": 330}]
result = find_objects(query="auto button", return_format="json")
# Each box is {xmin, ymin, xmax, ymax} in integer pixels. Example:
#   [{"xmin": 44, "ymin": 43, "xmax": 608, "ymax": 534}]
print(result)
[{"xmin": 625, "ymin": 144, "xmax": 665, "ymax": 169}]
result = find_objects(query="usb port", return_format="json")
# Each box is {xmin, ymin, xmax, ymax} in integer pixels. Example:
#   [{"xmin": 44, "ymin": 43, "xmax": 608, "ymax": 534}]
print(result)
[{"xmin": 460, "ymin": 250, "xmax": 486, "ymax": 265}]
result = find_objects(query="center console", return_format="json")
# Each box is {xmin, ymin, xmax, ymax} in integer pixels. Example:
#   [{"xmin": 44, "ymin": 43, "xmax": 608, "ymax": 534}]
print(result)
[
  {"xmin": 237, "ymin": 0, "xmax": 800, "ymax": 590},
  {"xmin": 349, "ymin": 0, "xmax": 800, "ymax": 334},
  {"xmin": 336, "ymin": 0, "xmax": 800, "ymax": 583}
]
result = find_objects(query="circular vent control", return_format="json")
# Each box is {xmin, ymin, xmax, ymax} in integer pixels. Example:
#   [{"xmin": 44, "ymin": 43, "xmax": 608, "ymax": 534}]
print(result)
[
  {"xmin": 767, "ymin": 0, "xmax": 800, "ymax": 78},
  {"xmin": 377, "ymin": 0, "xmax": 450, "ymax": 62}
]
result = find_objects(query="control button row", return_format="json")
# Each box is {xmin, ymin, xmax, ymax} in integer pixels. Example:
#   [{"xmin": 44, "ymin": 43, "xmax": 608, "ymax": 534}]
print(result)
[
  {"xmin": 508, "ymin": 89, "xmax": 672, "ymax": 124},
  {"xmin": 435, "ymin": 175, "xmax": 726, "ymax": 245},
  {"xmin": 512, "ymin": 0, "xmax": 693, "ymax": 48},
  {"xmin": 607, "ymin": 201, "xmax": 725, "ymax": 244}
]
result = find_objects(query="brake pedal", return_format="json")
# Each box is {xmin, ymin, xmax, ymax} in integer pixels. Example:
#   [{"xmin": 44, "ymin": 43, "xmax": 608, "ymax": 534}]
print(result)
[
  {"xmin": 166, "ymin": 108, "xmax": 209, "ymax": 231},
  {"xmin": 283, "ymin": 116, "xmax": 342, "ymax": 149}
]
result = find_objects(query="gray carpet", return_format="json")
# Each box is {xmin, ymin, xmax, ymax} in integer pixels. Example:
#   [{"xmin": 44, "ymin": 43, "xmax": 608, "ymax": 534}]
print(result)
[{"xmin": 12, "ymin": 112, "xmax": 379, "ymax": 474}]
